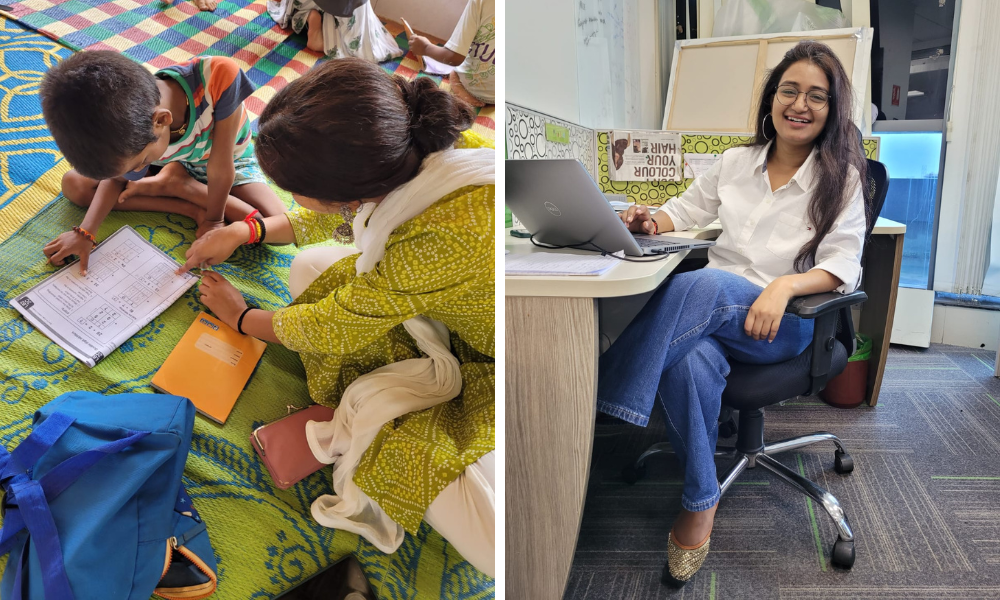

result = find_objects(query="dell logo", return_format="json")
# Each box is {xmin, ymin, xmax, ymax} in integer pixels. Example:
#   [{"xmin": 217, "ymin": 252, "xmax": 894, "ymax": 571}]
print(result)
[{"xmin": 544, "ymin": 202, "xmax": 561, "ymax": 216}]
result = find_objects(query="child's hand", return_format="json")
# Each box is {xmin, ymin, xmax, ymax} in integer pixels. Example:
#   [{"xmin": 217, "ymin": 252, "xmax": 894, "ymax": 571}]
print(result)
[
  {"xmin": 178, "ymin": 223, "xmax": 248, "ymax": 275},
  {"xmin": 198, "ymin": 272, "xmax": 247, "ymax": 330},
  {"xmin": 409, "ymin": 35, "xmax": 432, "ymax": 57},
  {"xmin": 43, "ymin": 231, "xmax": 94, "ymax": 275},
  {"xmin": 196, "ymin": 219, "xmax": 226, "ymax": 240}
]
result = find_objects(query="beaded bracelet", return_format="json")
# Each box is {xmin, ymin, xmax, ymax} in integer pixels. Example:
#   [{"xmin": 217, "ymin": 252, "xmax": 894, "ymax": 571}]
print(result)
[
  {"xmin": 72, "ymin": 225, "xmax": 97, "ymax": 248},
  {"xmin": 254, "ymin": 215, "xmax": 267, "ymax": 246},
  {"xmin": 249, "ymin": 215, "xmax": 267, "ymax": 249}
]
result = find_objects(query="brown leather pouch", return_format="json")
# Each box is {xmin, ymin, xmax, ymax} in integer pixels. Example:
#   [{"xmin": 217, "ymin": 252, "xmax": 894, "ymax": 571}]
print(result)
[{"xmin": 250, "ymin": 405, "xmax": 335, "ymax": 489}]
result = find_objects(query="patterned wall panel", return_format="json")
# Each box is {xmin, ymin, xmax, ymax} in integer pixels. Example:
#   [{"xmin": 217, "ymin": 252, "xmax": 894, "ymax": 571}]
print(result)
[
  {"xmin": 505, "ymin": 104, "xmax": 596, "ymax": 179},
  {"xmin": 595, "ymin": 132, "xmax": 881, "ymax": 206}
]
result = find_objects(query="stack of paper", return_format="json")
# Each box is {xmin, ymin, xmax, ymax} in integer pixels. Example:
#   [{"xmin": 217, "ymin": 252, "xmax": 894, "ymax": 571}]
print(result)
[{"xmin": 505, "ymin": 252, "xmax": 620, "ymax": 276}]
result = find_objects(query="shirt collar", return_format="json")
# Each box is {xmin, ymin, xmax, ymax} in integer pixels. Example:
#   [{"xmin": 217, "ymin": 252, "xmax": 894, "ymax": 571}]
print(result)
[{"xmin": 752, "ymin": 141, "xmax": 818, "ymax": 190}]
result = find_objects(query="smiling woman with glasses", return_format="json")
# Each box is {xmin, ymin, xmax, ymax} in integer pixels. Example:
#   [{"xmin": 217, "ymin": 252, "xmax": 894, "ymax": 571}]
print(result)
[{"xmin": 601, "ymin": 41, "xmax": 869, "ymax": 588}]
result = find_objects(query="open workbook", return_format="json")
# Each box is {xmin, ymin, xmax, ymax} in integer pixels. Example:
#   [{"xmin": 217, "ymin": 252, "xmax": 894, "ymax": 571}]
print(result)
[{"xmin": 12, "ymin": 226, "xmax": 198, "ymax": 367}]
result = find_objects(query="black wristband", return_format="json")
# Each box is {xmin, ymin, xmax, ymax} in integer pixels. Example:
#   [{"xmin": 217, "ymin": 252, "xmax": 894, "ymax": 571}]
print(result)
[{"xmin": 236, "ymin": 306, "xmax": 254, "ymax": 335}]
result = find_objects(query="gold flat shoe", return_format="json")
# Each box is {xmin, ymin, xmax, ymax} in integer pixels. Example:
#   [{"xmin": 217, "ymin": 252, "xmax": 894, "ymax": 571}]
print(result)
[{"xmin": 662, "ymin": 530, "xmax": 710, "ymax": 588}]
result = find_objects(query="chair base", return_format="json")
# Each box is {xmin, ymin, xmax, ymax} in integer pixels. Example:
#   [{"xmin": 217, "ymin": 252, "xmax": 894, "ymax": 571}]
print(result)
[{"xmin": 625, "ymin": 409, "xmax": 856, "ymax": 571}]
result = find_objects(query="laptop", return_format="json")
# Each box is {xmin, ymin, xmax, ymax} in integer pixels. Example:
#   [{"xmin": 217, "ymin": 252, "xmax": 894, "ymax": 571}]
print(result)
[{"xmin": 506, "ymin": 159, "xmax": 717, "ymax": 257}]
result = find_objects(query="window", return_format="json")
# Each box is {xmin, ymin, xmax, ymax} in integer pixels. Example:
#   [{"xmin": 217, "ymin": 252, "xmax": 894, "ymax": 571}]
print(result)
[
  {"xmin": 873, "ymin": 131, "xmax": 943, "ymax": 288},
  {"xmin": 871, "ymin": 0, "xmax": 956, "ymax": 122},
  {"xmin": 869, "ymin": 0, "xmax": 957, "ymax": 290}
]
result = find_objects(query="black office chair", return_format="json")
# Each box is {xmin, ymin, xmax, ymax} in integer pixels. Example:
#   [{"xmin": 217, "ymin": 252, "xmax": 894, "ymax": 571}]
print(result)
[{"xmin": 623, "ymin": 159, "xmax": 890, "ymax": 572}]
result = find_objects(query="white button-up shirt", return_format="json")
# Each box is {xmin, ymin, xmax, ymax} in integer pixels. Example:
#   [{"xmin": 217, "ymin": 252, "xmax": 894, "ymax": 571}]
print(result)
[{"xmin": 659, "ymin": 143, "xmax": 866, "ymax": 293}]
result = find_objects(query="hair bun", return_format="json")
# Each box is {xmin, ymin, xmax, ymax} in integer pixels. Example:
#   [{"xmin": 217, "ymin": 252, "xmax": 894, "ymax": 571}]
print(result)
[{"xmin": 397, "ymin": 76, "xmax": 475, "ymax": 156}]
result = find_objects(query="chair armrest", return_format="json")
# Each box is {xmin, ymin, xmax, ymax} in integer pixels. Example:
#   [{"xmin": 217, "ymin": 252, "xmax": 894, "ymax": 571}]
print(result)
[
  {"xmin": 787, "ymin": 290, "xmax": 868, "ymax": 318},
  {"xmin": 786, "ymin": 291, "xmax": 867, "ymax": 396}
]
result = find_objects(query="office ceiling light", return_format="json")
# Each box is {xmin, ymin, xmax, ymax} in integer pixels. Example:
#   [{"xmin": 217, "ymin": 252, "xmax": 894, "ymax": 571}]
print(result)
[{"xmin": 908, "ymin": 90, "xmax": 925, "ymax": 97}]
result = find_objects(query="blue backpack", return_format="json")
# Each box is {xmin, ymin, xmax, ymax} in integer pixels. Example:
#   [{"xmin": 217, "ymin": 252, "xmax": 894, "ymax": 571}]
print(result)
[{"xmin": 0, "ymin": 392, "xmax": 217, "ymax": 600}]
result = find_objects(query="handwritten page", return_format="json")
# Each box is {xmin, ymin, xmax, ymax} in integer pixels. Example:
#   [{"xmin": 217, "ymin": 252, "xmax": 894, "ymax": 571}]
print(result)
[
  {"xmin": 12, "ymin": 226, "xmax": 197, "ymax": 367},
  {"xmin": 683, "ymin": 153, "xmax": 722, "ymax": 179},
  {"xmin": 505, "ymin": 252, "xmax": 620, "ymax": 276}
]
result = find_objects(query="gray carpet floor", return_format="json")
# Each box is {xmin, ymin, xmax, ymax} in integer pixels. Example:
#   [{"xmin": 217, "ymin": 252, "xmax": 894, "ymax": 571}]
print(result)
[{"xmin": 565, "ymin": 343, "xmax": 1000, "ymax": 599}]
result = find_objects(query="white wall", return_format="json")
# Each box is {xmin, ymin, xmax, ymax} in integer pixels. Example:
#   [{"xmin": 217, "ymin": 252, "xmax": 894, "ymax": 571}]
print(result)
[
  {"xmin": 372, "ymin": 0, "xmax": 467, "ymax": 41},
  {"xmin": 930, "ymin": 304, "xmax": 1000, "ymax": 351},
  {"xmin": 507, "ymin": 0, "xmax": 581, "ymax": 124}
]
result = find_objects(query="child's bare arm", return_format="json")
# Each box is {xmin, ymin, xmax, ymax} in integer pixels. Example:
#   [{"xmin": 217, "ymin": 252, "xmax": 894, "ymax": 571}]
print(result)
[
  {"xmin": 409, "ymin": 36, "xmax": 466, "ymax": 66},
  {"xmin": 44, "ymin": 178, "xmax": 126, "ymax": 273},
  {"xmin": 85, "ymin": 178, "xmax": 128, "ymax": 231},
  {"xmin": 203, "ymin": 111, "xmax": 241, "ymax": 237}
]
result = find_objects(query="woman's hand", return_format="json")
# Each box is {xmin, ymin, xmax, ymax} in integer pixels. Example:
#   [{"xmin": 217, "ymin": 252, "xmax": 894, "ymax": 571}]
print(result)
[
  {"xmin": 619, "ymin": 205, "xmax": 656, "ymax": 234},
  {"xmin": 745, "ymin": 276, "xmax": 795, "ymax": 342},
  {"xmin": 44, "ymin": 231, "xmax": 95, "ymax": 274},
  {"xmin": 178, "ymin": 223, "xmax": 248, "ymax": 274},
  {"xmin": 198, "ymin": 272, "xmax": 247, "ymax": 330}
]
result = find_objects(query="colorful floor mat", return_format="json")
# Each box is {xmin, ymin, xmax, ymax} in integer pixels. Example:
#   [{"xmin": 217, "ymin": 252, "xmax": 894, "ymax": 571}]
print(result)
[
  {"xmin": 1, "ymin": 0, "xmax": 494, "ymax": 137},
  {"xmin": 0, "ymin": 179, "xmax": 495, "ymax": 599},
  {"xmin": 0, "ymin": 19, "xmax": 72, "ymax": 237}
]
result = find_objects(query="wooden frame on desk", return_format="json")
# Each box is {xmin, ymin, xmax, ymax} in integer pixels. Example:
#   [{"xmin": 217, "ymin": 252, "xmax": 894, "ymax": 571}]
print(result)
[{"xmin": 505, "ymin": 219, "xmax": 905, "ymax": 599}]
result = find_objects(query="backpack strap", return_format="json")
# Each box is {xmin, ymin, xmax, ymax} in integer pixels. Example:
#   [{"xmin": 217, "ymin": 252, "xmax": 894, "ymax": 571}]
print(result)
[
  {"xmin": 0, "ymin": 413, "xmax": 76, "ymax": 485},
  {"xmin": 0, "ymin": 413, "xmax": 151, "ymax": 600},
  {"xmin": 7, "ymin": 478, "xmax": 74, "ymax": 600},
  {"xmin": 173, "ymin": 521, "xmax": 208, "ymax": 549}
]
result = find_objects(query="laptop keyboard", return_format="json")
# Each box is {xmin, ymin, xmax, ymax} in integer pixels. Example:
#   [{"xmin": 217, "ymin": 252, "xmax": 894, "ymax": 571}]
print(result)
[{"xmin": 634, "ymin": 237, "xmax": 681, "ymax": 248}]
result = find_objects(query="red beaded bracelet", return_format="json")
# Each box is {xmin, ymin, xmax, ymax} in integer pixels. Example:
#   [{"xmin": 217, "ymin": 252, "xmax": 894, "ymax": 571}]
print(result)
[{"xmin": 72, "ymin": 225, "xmax": 97, "ymax": 248}]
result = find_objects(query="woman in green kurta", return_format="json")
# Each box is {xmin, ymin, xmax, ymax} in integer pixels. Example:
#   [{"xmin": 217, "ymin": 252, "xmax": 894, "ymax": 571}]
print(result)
[{"xmin": 180, "ymin": 58, "xmax": 495, "ymax": 576}]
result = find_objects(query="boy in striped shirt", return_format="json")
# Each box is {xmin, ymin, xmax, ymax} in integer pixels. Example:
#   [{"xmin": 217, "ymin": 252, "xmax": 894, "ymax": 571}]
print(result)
[{"xmin": 40, "ymin": 51, "xmax": 285, "ymax": 273}]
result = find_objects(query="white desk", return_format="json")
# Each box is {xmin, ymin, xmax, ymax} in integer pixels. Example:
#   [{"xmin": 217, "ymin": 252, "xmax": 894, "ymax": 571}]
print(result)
[{"xmin": 505, "ymin": 217, "xmax": 906, "ymax": 600}]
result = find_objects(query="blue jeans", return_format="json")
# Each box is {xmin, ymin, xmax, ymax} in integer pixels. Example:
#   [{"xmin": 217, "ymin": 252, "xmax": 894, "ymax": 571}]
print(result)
[{"xmin": 597, "ymin": 268, "xmax": 814, "ymax": 512}]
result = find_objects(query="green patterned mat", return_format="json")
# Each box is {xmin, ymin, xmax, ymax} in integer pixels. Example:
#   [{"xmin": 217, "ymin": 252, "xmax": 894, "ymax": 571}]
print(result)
[{"xmin": 0, "ymin": 194, "xmax": 495, "ymax": 599}]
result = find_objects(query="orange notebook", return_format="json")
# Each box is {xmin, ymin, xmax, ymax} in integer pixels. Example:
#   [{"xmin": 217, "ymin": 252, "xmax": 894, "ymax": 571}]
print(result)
[{"xmin": 152, "ymin": 312, "xmax": 267, "ymax": 424}]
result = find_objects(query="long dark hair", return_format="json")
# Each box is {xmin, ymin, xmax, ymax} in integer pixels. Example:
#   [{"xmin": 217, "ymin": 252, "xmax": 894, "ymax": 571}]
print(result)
[
  {"xmin": 256, "ymin": 58, "xmax": 474, "ymax": 204},
  {"xmin": 750, "ymin": 41, "xmax": 868, "ymax": 272}
]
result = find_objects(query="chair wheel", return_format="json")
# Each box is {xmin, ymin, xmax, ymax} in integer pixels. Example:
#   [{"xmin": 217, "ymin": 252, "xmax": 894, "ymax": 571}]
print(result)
[
  {"xmin": 719, "ymin": 418, "xmax": 738, "ymax": 438},
  {"xmin": 622, "ymin": 462, "xmax": 647, "ymax": 485},
  {"xmin": 831, "ymin": 539, "xmax": 855, "ymax": 569},
  {"xmin": 834, "ymin": 450, "xmax": 854, "ymax": 474}
]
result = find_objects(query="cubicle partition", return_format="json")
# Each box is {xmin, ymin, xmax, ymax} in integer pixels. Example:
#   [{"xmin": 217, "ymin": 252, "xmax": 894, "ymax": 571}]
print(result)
[{"xmin": 506, "ymin": 102, "xmax": 879, "ymax": 206}]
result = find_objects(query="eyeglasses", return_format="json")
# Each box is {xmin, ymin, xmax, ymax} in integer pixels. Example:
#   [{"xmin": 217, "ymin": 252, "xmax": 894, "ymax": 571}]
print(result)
[{"xmin": 775, "ymin": 85, "xmax": 830, "ymax": 110}]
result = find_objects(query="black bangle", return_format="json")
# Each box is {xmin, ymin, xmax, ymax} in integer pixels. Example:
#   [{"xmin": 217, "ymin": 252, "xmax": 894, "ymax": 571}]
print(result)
[
  {"xmin": 236, "ymin": 307, "xmax": 255, "ymax": 335},
  {"xmin": 250, "ymin": 215, "xmax": 266, "ymax": 249}
]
